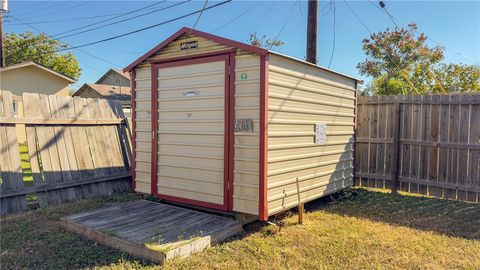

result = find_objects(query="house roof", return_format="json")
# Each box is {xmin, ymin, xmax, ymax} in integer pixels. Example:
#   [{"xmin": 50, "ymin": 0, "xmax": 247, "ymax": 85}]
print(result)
[
  {"xmin": 75, "ymin": 83, "xmax": 131, "ymax": 100},
  {"xmin": 0, "ymin": 61, "xmax": 76, "ymax": 83},
  {"xmin": 123, "ymin": 27, "xmax": 361, "ymax": 83},
  {"xmin": 95, "ymin": 68, "xmax": 130, "ymax": 84}
]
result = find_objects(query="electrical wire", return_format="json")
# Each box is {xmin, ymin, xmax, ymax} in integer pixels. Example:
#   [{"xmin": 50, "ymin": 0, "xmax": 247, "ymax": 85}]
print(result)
[
  {"xmin": 13, "ymin": 0, "xmax": 72, "ymax": 17},
  {"xmin": 51, "ymin": 1, "xmax": 165, "ymax": 38},
  {"xmin": 55, "ymin": 1, "xmax": 193, "ymax": 40},
  {"xmin": 249, "ymin": 1, "xmax": 276, "ymax": 34},
  {"xmin": 328, "ymin": 0, "xmax": 336, "ymax": 68},
  {"xmin": 270, "ymin": 0, "xmax": 297, "ymax": 50},
  {"xmin": 53, "ymin": 0, "xmax": 232, "ymax": 52},
  {"xmin": 20, "ymin": 1, "xmax": 93, "ymax": 21},
  {"xmin": 367, "ymin": 0, "xmax": 476, "ymax": 61},
  {"xmin": 212, "ymin": 3, "xmax": 256, "ymax": 33},
  {"xmin": 4, "ymin": 13, "xmax": 126, "ymax": 26},
  {"xmin": 342, "ymin": 0, "xmax": 421, "ymax": 94},
  {"xmin": 8, "ymin": 15, "xmax": 122, "ymax": 69},
  {"xmin": 192, "ymin": 0, "xmax": 209, "ymax": 31}
]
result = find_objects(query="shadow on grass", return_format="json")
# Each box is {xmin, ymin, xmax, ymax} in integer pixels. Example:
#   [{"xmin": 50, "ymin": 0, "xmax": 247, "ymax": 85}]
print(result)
[{"xmin": 306, "ymin": 187, "xmax": 480, "ymax": 240}]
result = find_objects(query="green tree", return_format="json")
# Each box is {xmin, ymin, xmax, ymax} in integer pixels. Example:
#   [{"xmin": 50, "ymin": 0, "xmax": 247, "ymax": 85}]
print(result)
[
  {"xmin": 357, "ymin": 23, "xmax": 480, "ymax": 95},
  {"xmin": 4, "ymin": 32, "xmax": 81, "ymax": 79},
  {"xmin": 249, "ymin": 32, "xmax": 284, "ymax": 49}
]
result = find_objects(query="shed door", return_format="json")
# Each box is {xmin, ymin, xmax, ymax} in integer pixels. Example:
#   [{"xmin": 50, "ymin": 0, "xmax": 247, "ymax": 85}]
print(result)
[{"xmin": 155, "ymin": 54, "xmax": 231, "ymax": 211}]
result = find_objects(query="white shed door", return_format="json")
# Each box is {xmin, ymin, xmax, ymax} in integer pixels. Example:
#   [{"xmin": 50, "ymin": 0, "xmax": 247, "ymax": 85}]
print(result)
[{"xmin": 156, "ymin": 56, "xmax": 230, "ymax": 210}]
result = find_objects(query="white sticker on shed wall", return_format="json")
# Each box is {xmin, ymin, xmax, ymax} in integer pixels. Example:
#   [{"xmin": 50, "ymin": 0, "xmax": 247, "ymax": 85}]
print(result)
[{"xmin": 315, "ymin": 123, "xmax": 327, "ymax": 144}]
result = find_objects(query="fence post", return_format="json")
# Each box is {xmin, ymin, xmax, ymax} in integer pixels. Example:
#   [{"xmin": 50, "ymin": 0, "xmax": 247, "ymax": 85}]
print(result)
[{"xmin": 391, "ymin": 99, "xmax": 401, "ymax": 194}]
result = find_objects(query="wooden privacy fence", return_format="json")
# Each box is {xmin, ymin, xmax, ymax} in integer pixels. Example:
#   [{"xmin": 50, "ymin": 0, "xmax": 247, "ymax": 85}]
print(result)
[
  {"xmin": 355, "ymin": 93, "xmax": 480, "ymax": 202},
  {"xmin": 0, "ymin": 90, "xmax": 132, "ymax": 216}
]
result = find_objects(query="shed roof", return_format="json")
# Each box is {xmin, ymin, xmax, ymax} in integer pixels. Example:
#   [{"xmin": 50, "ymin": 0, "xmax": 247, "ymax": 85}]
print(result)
[
  {"xmin": 0, "ymin": 61, "xmax": 76, "ymax": 83},
  {"xmin": 123, "ymin": 27, "xmax": 361, "ymax": 83}
]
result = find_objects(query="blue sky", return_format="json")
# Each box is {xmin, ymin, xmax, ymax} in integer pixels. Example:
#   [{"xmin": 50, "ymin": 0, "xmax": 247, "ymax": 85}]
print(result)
[{"xmin": 3, "ymin": 0, "xmax": 479, "ymax": 89}]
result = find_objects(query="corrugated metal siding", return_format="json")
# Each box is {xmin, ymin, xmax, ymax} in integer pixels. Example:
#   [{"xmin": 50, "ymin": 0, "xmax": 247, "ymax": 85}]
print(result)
[
  {"xmin": 156, "ymin": 61, "xmax": 226, "ymax": 205},
  {"xmin": 134, "ymin": 64, "xmax": 152, "ymax": 193},
  {"xmin": 233, "ymin": 51, "xmax": 260, "ymax": 215},
  {"xmin": 149, "ymin": 34, "xmax": 232, "ymax": 61},
  {"xmin": 267, "ymin": 54, "xmax": 356, "ymax": 215}
]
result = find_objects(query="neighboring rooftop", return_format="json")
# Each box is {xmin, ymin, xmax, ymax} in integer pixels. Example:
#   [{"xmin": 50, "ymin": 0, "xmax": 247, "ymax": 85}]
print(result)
[
  {"xmin": 74, "ymin": 83, "xmax": 131, "ymax": 100},
  {"xmin": 0, "ymin": 61, "xmax": 76, "ymax": 83}
]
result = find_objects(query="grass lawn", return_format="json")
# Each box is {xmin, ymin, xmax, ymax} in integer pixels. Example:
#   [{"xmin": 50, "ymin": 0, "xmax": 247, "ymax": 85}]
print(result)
[{"xmin": 1, "ymin": 188, "xmax": 479, "ymax": 270}]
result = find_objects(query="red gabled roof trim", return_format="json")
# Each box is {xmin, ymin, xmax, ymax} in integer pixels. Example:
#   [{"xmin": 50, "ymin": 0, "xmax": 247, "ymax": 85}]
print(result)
[{"xmin": 123, "ymin": 27, "xmax": 268, "ymax": 72}]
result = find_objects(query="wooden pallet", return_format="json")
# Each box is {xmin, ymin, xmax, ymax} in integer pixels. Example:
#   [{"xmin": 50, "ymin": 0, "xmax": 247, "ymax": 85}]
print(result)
[{"xmin": 60, "ymin": 200, "xmax": 243, "ymax": 264}]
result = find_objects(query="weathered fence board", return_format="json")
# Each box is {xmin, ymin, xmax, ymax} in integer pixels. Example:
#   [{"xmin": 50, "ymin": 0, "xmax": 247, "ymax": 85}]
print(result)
[
  {"xmin": 0, "ymin": 91, "xmax": 27, "ymax": 216},
  {"xmin": 355, "ymin": 93, "xmax": 480, "ymax": 202},
  {"xmin": 0, "ymin": 91, "xmax": 132, "ymax": 216}
]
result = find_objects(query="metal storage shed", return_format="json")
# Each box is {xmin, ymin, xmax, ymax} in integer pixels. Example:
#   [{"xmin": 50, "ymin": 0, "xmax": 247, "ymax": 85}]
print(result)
[{"xmin": 124, "ymin": 27, "xmax": 360, "ymax": 221}]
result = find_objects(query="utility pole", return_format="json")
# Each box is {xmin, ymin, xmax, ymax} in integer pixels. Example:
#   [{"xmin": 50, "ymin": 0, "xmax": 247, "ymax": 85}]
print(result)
[
  {"xmin": 0, "ymin": 0, "xmax": 8, "ymax": 68},
  {"xmin": 306, "ymin": 0, "xmax": 318, "ymax": 64}
]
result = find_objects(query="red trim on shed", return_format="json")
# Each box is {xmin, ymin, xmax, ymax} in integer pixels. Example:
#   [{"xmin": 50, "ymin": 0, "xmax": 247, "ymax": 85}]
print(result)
[
  {"xmin": 123, "ymin": 27, "xmax": 267, "ymax": 72},
  {"xmin": 150, "ymin": 65, "xmax": 159, "ymax": 196},
  {"xmin": 150, "ymin": 54, "xmax": 232, "ymax": 212},
  {"xmin": 227, "ymin": 52, "xmax": 236, "ymax": 211},
  {"xmin": 259, "ymin": 55, "xmax": 269, "ymax": 221},
  {"xmin": 131, "ymin": 69, "xmax": 136, "ymax": 192}
]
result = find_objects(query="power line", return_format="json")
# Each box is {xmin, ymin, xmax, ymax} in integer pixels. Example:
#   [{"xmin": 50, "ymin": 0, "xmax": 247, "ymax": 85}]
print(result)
[
  {"xmin": 20, "ymin": 1, "xmax": 93, "ymax": 21},
  {"xmin": 56, "ymin": 0, "xmax": 191, "ymax": 40},
  {"xmin": 8, "ymin": 15, "xmax": 123, "ymax": 69},
  {"xmin": 328, "ymin": 0, "xmax": 336, "ymax": 68},
  {"xmin": 4, "ymin": 13, "xmax": 125, "ymax": 26},
  {"xmin": 58, "ymin": 1, "xmax": 192, "ymax": 40},
  {"xmin": 342, "ymin": 0, "xmax": 423, "ymax": 94},
  {"xmin": 13, "ymin": 1, "xmax": 72, "ymax": 17},
  {"xmin": 249, "ymin": 1, "xmax": 276, "ymax": 34},
  {"xmin": 53, "ymin": 0, "xmax": 232, "ymax": 53},
  {"xmin": 212, "ymin": 3, "xmax": 256, "ymax": 33},
  {"xmin": 192, "ymin": 0, "xmax": 209, "ymax": 31},
  {"xmin": 270, "ymin": 0, "xmax": 297, "ymax": 50},
  {"xmin": 51, "ymin": 1, "xmax": 165, "ymax": 38},
  {"xmin": 367, "ymin": 0, "xmax": 476, "ymax": 61}
]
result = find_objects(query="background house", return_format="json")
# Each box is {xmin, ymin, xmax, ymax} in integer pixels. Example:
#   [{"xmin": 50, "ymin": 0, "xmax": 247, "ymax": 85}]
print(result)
[
  {"xmin": 73, "ymin": 68, "xmax": 131, "ymax": 116},
  {"xmin": 0, "ymin": 61, "xmax": 76, "ymax": 143}
]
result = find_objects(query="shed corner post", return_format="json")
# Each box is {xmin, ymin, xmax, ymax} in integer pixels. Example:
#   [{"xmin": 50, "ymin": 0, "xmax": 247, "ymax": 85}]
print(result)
[
  {"xmin": 259, "ymin": 54, "xmax": 269, "ymax": 221},
  {"xmin": 131, "ymin": 68, "xmax": 137, "ymax": 193}
]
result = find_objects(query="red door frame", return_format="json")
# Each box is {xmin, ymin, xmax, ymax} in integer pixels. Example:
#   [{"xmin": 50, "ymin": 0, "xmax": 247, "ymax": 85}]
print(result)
[{"xmin": 150, "ymin": 52, "xmax": 235, "ymax": 212}]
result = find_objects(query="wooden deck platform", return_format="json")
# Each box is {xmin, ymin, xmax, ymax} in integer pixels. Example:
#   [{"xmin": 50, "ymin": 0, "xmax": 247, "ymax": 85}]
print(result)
[{"xmin": 60, "ymin": 200, "xmax": 242, "ymax": 263}]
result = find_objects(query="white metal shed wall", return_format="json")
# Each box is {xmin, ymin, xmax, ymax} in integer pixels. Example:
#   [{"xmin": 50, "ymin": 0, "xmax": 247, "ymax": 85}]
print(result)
[
  {"xmin": 233, "ymin": 51, "xmax": 260, "ymax": 215},
  {"xmin": 266, "ymin": 53, "xmax": 357, "ymax": 215},
  {"xmin": 133, "ymin": 63, "xmax": 153, "ymax": 193}
]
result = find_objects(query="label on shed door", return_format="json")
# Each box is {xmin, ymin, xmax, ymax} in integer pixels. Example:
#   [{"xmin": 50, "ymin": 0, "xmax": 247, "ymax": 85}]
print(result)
[{"xmin": 315, "ymin": 123, "xmax": 327, "ymax": 144}]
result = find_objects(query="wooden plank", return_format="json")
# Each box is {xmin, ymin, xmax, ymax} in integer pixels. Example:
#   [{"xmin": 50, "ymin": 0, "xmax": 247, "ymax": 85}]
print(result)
[
  {"xmin": 467, "ymin": 94, "xmax": 479, "ymax": 202},
  {"xmin": 0, "ymin": 90, "xmax": 26, "ymax": 215},
  {"xmin": 0, "ymin": 117, "xmax": 125, "ymax": 125},
  {"xmin": 368, "ymin": 96, "xmax": 378, "ymax": 188},
  {"xmin": 55, "ymin": 96, "xmax": 83, "ymax": 199},
  {"xmin": 73, "ymin": 97, "xmax": 100, "ymax": 180},
  {"xmin": 447, "ymin": 94, "xmax": 460, "ymax": 199},
  {"xmin": 0, "ymin": 172, "xmax": 131, "ymax": 198},
  {"xmin": 428, "ymin": 94, "xmax": 441, "ymax": 197},
  {"xmin": 376, "ymin": 96, "xmax": 386, "ymax": 188},
  {"xmin": 390, "ymin": 96, "xmax": 400, "ymax": 193},
  {"xmin": 418, "ymin": 95, "xmax": 429, "ymax": 195},
  {"xmin": 48, "ymin": 95, "xmax": 75, "ymax": 202},
  {"xmin": 98, "ymin": 99, "xmax": 125, "ymax": 173},
  {"xmin": 457, "ymin": 94, "xmax": 470, "ymax": 200},
  {"xmin": 437, "ymin": 94, "xmax": 450, "ymax": 198},
  {"xmin": 399, "ymin": 95, "xmax": 411, "ymax": 192}
]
